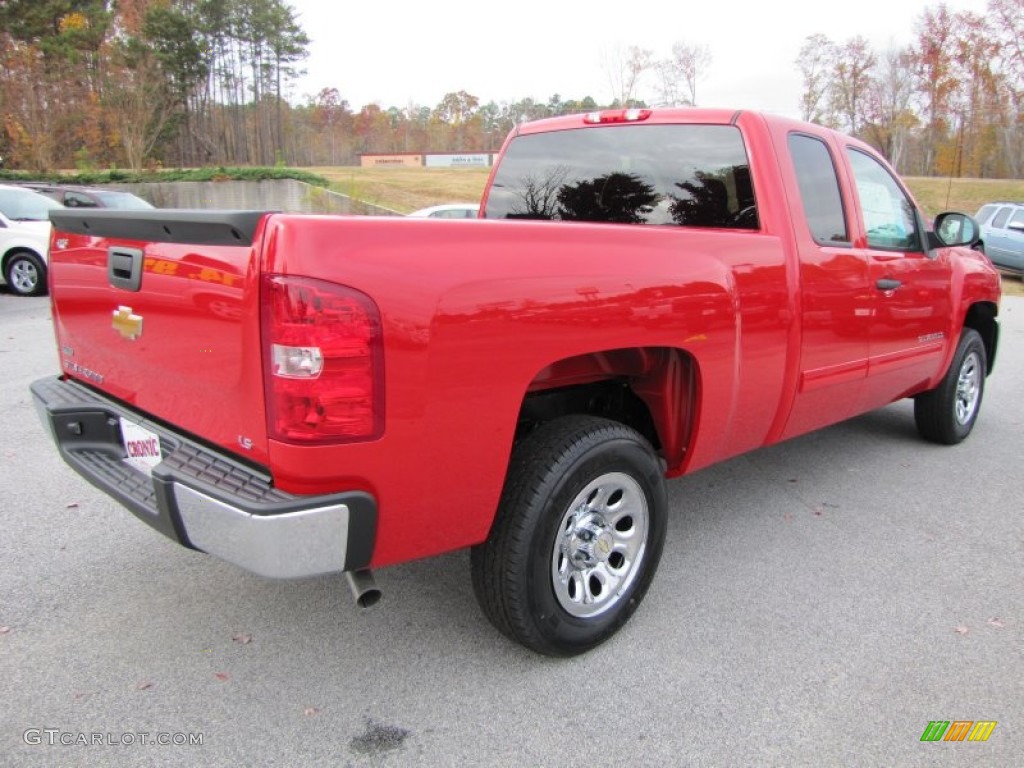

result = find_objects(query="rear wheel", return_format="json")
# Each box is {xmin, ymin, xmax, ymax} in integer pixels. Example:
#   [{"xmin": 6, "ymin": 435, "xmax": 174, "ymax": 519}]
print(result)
[
  {"xmin": 914, "ymin": 329, "xmax": 986, "ymax": 444},
  {"xmin": 5, "ymin": 251, "xmax": 47, "ymax": 296},
  {"xmin": 471, "ymin": 416, "xmax": 667, "ymax": 656}
]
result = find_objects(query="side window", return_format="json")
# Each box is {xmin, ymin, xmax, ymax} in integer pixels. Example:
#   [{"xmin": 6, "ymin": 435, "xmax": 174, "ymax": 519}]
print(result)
[
  {"xmin": 64, "ymin": 192, "xmax": 97, "ymax": 208},
  {"xmin": 847, "ymin": 149, "xmax": 920, "ymax": 251},
  {"xmin": 975, "ymin": 204, "xmax": 997, "ymax": 225},
  {"xmin": 1008, "ymin": 207, "xmax": 1024, "ymax": 229},
  {"xmin": 788, "ymin": 134, "xmax": 849, "ymax": 245},
  {"xmin": 990, "ymin": 207, "xmax": 1011, "ymax": 229}
]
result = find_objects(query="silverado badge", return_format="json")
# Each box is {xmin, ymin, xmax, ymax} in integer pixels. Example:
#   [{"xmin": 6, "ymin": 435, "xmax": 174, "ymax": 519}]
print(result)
[{"xmin": 112, "ymin": 306, "xmax": 143, "ymax": 341}]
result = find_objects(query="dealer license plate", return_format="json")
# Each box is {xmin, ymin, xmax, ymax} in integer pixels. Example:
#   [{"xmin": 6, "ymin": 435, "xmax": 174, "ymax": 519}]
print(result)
[{"xmin": 120, "ymin": 417, "xmax": 163, "ymax": 476}]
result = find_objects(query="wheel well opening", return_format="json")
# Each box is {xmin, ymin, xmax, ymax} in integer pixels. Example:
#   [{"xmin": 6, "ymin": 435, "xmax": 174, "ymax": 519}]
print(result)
[
  {"xmin": 516, "ymin": 347, "xmax": 697, "ymax": 470},
  {"xmin": 518, "ymin": 379, "xmax": 660, "ymax": 450},
  {"xmin": 963, "ymin": 302, "xmax": 999, "ymax": 375}
]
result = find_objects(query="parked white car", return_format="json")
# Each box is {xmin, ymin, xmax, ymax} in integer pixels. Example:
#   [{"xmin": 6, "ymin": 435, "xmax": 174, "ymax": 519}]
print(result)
[{"xmin": 0, "ymin": 184, "xmax": 62, "ymax": 296}]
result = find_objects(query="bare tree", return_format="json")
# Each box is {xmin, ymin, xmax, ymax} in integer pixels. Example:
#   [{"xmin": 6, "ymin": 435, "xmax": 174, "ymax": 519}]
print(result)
[
  {"xmin": 863, "ymin": 47, "xmax": 917, "ymax": 169},
  {"xmin": 657, "ymin": 41, "xmax": 712, "ymax": 106},
  {"xmin": 796, "ymin": 34, "xmax": 838, "ymax": 125},
  {"xmin": 105, "ymin": 37, "xmax": 178, "ymax": 170},
  {"xmin": 831, "ymin": 36, "xmax": 876, "ymax": 134},
  {"xmin": 602, "ymin": 45, "xmax": 655, "ymax": 107}
]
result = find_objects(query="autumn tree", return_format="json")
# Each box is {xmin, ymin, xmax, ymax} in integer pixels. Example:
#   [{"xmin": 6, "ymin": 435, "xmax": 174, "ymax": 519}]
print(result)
[
  {"xmin": 989, "ymin": 0, "xmax": 1024, "ymax": 176},
  {"xmin": 911, "ymin": 4, "xmax": 960, "ymax": 174},
  {"xmin": 0, "ymin": 1, "xmax": 115, "ymax": 169},
  {"xmin": 950, "ymin": 11, "xmax": 1002, "ymax": 176}
]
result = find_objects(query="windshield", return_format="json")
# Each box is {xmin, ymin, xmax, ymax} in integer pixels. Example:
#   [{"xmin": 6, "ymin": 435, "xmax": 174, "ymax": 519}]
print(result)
[
  {"xmin": 485, "ymin": 124, "xmax": 758, "ymax": 229},
  {"xmin": 0, "ymin": 188, "xmax": 63, "ymax": 221}
]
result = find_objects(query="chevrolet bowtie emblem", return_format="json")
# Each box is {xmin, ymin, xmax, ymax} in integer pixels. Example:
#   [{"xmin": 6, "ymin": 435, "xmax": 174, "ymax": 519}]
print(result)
[{"xmin": 112, "ymin": 306, "xmax": 143, "ymax": 340}]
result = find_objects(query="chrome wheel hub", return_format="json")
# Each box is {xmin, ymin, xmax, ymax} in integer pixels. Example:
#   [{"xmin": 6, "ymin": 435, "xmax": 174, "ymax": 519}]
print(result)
[
  {"xmin": 10, "ymin": 260, "xmax": 39, "ymax": 293},
  {"xmin": 552, "ymin": 472, "xmax": 648, "ymax": 618},
  {"xmin": 955, "ymin": 351, "xmax": 982, "ymax": 425}
]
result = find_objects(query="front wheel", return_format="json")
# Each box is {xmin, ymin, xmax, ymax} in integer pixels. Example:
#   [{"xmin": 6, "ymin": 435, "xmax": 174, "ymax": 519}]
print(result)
[
  {"xmin": 4, "ymin": 251, "xmax": 47, "ymax": 296},
  {"xmin": 471, "ymin": 416, "xmax": 667, "ymax": 656},
  {"xmin": 914, "ymin": 329, "xmax": 986, "ymax": 444}
]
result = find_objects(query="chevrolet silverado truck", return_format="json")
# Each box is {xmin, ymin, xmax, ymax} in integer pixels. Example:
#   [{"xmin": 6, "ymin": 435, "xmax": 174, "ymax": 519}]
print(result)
[{"xmin": 31, "ymin": 108, "xmax": 1001, "ymax": 656}]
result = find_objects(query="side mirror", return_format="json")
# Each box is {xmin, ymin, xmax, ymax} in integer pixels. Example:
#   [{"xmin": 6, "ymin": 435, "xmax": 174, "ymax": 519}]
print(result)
[
  {"xmin": 929, "ymin": 212, "xmax": 980, "ymax": 248},
  {"xmin": 1007, "ymin": 221, "xmax": 1024, "ymax": 233}
]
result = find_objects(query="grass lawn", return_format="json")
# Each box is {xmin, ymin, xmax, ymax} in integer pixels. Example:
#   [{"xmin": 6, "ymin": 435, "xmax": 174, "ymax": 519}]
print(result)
[
  {"xmin": 310, "ymin": 167, "xmax": 491, "ymax": 214},
  {"xmin": 904, "ymin": 177, "xmax": 1024, "ymax": 218}
]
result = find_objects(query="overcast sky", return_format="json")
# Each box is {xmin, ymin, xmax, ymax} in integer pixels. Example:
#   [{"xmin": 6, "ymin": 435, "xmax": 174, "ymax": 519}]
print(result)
[{"xmin": 286, "ymin": 0, "xmax": 990, "ymax": 117}]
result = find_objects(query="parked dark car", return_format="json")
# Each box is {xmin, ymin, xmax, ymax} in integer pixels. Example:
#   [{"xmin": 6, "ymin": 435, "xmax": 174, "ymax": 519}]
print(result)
[
  {"xmin": 25, "ymin": 184, "xmax": 153, "ymax": 210},
  {"xmin": 976, "ymin": 201, "xmax": 1024, "ymax": 277}
]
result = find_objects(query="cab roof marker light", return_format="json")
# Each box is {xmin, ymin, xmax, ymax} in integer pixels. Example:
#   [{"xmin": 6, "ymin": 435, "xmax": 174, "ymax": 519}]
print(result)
[{"xmin": 583, "ymin": 109, "xmax": 653, "ymax": 125}]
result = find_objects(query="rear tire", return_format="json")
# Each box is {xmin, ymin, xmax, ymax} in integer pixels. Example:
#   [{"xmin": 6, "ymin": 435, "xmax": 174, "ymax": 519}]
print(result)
[
  {"xmin": 471, "ymin": 416, "xmax": 667, "ymax": 656},
  {"xmin": 5, "ymin": 251, "xmax": 47, "ymax": 296},
  {"xmin": 914, "ymin": 329, "xmax": 986, "ymax": 445}
]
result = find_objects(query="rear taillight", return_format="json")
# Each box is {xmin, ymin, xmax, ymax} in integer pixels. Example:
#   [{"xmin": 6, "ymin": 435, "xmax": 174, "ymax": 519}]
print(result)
[{"xmin": 262, "ymin": 275, "xmax": 384, "ymax": 444}]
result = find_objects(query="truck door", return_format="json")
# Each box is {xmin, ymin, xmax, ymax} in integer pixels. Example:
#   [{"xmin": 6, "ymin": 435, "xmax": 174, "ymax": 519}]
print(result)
[
  {"xmin": 780, "ymin": 133, "xmax": 871, "ymax": 439},
  {"xmin": 844, "ymin": 148, "xmax": 952, "ymax": 408}
]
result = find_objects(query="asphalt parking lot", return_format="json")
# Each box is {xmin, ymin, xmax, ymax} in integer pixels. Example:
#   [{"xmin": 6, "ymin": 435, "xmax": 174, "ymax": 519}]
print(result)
[{"xmin": 1, "ymin": 289, "xmax": 1021, "ymax": 767}]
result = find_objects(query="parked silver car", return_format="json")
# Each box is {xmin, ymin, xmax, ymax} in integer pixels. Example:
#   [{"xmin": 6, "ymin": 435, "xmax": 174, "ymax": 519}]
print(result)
[{"xmin": 976, "ymin": 201, "xmax": 1024, "ymax": 277}]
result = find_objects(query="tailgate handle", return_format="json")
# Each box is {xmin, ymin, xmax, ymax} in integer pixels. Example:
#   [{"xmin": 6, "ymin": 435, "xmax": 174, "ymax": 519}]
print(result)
[{"xmin": 108, "ymin": 247, "xmax": 143, "ymax": 291}]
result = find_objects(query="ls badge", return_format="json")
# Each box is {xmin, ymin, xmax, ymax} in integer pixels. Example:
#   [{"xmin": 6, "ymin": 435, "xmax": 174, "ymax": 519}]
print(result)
[{"xmin": 112, "ymin": 306, "xmax": 144, "ymax": 341}]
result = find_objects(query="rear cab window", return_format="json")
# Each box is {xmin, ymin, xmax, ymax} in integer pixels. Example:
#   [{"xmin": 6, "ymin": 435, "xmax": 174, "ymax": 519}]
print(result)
[{"xmin": 484, "ymin": 124, "xmax": 758, "ymax": 229}]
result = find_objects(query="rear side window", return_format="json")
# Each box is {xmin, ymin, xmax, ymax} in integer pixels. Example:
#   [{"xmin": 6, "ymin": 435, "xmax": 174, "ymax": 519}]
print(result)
[
  {"xmin": 991, "ymin": 207, "xmax": 1011, "ymax": 228},
  {"xmin": 485, "ymin": 124, "xmax": 758, "ymax": 229},
  {"xmin": 975, "ymin": 204, "xmax": 997, "ymax": 225},
  {"xmin": 788, "ymin": 134, "xmax": 849, "ymax": 245},
  {"xmin": 64, "ymin": 191, "xmax": 98, "ymax": 208}
]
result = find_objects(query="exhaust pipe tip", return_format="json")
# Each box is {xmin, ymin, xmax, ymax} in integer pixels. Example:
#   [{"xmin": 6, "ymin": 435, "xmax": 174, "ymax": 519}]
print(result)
[{"xmin": 346, "ymin": 569, "xmax": 382, "ymax": 608}]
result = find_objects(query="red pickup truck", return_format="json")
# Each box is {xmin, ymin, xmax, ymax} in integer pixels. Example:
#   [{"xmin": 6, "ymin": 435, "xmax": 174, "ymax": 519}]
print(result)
[{"xmin": 32, "ymin": 108, "xmax": 1000, "ymax": 656}]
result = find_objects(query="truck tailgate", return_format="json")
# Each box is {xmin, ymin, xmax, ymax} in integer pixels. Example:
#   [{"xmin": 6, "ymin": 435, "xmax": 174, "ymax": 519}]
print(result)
[{"xmin": 47, "ymin": 210, "xmax": 271, "ymax": 467}]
